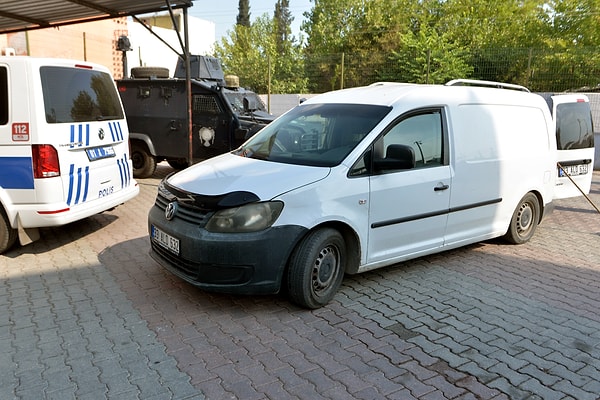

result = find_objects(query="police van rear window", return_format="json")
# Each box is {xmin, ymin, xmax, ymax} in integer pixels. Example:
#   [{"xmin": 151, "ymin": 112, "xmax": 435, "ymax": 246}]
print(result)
[{"xmin": 40, "ymin": 66, "xmax": 124, "ymax": 123}]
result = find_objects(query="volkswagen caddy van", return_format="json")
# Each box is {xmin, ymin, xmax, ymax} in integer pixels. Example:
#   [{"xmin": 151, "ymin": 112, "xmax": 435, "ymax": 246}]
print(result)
[
  {"xmin": 0, "ymin": 56, "xmax": 139, "ymax": 253},
  {"xmin": 148, "ymin": 80, "xmax": 593, "ymax": 309}
]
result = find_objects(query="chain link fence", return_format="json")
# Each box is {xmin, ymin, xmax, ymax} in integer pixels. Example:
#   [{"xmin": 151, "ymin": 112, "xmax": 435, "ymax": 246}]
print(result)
[{"xmin": 300, "ymin": 47, "xmax": 600, "ymax": 94}]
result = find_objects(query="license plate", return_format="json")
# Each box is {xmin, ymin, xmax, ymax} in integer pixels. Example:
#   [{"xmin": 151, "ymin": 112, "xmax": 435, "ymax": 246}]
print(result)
[
  {"xmin": 151, "ymin": 225, "xmax": 180, "ymax": 255},
  {"xmin": 558, "ymin": 163, "xmax": 588, "ymax": 177},
  {"xmin": 86, "ymin": 145, "xmax": 115, "ymax": 161}
]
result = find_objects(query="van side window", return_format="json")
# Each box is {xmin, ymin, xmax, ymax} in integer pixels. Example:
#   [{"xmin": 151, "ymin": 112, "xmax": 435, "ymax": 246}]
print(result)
[
  {"xmin": 378, "ymin": 110, "xmax": 444, "ymax": 168},
  {"xmin": 0, "ymin": 67, "xmax": 7, "ymax": 125},
  {"xmin": 556, "ymin": 102, "xmax": 594, "ymax": 150}
]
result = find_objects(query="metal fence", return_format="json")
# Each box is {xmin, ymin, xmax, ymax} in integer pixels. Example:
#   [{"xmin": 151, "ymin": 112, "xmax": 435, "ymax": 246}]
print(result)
[{"xmin": 301, "ymin": 47, "xmax": 600, "ymax": 94}]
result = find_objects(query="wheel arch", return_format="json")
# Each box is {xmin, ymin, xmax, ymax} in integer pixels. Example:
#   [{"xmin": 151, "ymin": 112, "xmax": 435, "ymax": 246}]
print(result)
[
  {"xmin": 129, "ymin": 134, "xmax": 157, "ymax": 156},
  {"xmin": 287, "ymin": 220, "xmax": 361, "ymax": 276}
]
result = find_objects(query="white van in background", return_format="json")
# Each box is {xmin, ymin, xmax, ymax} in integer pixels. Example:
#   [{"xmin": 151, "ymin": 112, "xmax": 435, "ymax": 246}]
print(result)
[
  {"xmin": 0, "ymin": 57, "xmax": 139, "ymax": 253},
  {"xmin": 538, "ymin": 93, "xmax": 595, "ymax": 199}
]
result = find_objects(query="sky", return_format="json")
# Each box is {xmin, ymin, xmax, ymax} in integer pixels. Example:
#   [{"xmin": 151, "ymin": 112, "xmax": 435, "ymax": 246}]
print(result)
[{"xmin": 187, "ymin": 0, "xmax": 313, "ymax": 42}]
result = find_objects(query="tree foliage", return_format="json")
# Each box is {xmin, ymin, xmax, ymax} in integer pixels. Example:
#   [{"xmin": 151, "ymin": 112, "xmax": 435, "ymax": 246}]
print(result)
[
  {"xmin": 237, "ymin": 0, "xmax": 251, "ymax": 27},
  {"xmin": 214, "ymin": 9, "xmax": 307, "ymax": 94},
  {"xmin": 216, "ymin": 0, "xmax": 600, "ymax": 94}
]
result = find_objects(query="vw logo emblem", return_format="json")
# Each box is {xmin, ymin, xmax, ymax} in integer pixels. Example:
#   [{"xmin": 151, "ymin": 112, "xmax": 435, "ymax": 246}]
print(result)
[
  {"xmin": 165, "ymin": 202, "xmax": 178, "ymax": 221},
  {"xmin": 98, "ymin": 128, "xmax": 105, "ymax": 140}
]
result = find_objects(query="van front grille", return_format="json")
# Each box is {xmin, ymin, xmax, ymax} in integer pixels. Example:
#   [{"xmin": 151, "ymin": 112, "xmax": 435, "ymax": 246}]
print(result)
[{"xmin": 154, "ymin": 192, "xmax": 212, "ymax": 226}]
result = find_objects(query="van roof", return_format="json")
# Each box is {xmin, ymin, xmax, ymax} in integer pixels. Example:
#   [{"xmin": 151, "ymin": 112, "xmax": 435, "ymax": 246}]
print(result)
[
  {"xmin": 0, "ymin": 56, "xmax": 110, "ymax": 72},
  {"xmin": 303, "ymin": 81, "xmax": 545, "ymax": 109}
]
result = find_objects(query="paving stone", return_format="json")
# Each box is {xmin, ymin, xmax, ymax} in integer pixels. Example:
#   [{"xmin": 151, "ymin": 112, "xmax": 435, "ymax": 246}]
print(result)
[{"xmin": 2, "ymin": 166, "xmax": 599, "ymax": 399}]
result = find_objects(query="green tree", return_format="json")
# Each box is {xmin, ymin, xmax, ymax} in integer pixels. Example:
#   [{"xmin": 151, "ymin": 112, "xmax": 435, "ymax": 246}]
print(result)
[
  {"xmin": 214, "ymin": 13, "xmax": 307, "ymax": 95},
  {"xmin": 237, "ymin": 0, "xmax": 251, "ymax": 27},
  {"xmin": 274, "ymin": 0, "xmax": 293, "ymax": 53}
]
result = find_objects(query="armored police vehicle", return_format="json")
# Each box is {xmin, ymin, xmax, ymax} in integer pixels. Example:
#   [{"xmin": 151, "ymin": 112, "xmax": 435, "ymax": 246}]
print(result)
[{"xmin": 117, "ymin": 56, "xmax": 274, "ymax": 178}]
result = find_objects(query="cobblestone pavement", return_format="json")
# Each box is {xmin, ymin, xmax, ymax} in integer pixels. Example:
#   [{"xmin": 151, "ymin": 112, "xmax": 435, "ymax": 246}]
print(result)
[{"xmin": 1, "ymin": 164, "xmax": 599, "ymax": 399}]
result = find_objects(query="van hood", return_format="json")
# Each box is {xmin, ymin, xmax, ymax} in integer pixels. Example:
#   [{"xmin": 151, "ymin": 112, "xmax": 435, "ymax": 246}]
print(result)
[{"xmin": 166, "ymin": 152, "xmax": 330, "ymax": 200}]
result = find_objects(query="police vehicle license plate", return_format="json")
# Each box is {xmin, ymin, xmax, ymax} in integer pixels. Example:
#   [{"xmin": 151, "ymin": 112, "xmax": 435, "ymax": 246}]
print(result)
[
  {"xmin": 559, "ymin": 163, "xmax": 588, "ymax": 177},
  {"xmin": 151, "ymin": 225, "xmax": 180, "ymax": 255},
  {"xmin": 86, "ymin": 145, "xmax": 115, "ymax": 161}
]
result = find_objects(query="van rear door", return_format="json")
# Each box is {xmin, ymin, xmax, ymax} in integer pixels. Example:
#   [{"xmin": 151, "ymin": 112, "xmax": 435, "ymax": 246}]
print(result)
[
  {"xmin": 39, "ymin": 64, "xmax": 134, "ymax": 208},
  {"xmin": 550, "ymin": 94, "xmax": 595, "ymax": 199}
]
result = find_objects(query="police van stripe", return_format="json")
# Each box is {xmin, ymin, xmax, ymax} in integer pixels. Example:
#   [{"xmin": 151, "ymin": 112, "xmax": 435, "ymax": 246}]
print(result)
[
  {"xmin": 0, "ymin": 157, "xmax": 34, "ymax": 189},
  {"xmin": 70, "ymin": 124, "xmax": 90, "ymax": 147},
  {"xmin": 117, "ymin": 154, "xmax": 131, "ymax": 188},
  {"xmin": 66, "ymin": 164, "xmax": 90, "ymax": 206},
  {"xmin": 109, "ymin": 122, "xmax": 124, "ymax": 142}
]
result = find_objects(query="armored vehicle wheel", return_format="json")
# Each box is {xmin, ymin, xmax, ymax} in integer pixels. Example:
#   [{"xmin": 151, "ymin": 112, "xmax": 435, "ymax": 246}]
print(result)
[
  {"xmin": 167, "ymin": 159, "xmax": 189, "ymax": 170},
  {"xmin": 131, "ymin": 142, "xmax": 157, "ymax": 178}
]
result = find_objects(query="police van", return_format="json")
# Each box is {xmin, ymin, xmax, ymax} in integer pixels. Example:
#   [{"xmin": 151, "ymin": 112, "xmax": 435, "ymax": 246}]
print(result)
[{"xmin": 0, "ymin": 56, "xmax": 139, "ymax": 253}]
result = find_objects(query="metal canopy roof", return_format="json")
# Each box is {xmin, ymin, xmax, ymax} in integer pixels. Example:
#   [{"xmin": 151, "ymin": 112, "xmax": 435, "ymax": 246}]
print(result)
[{"xmin": 0, "ymin": 0, "xmax": 193, "ymax": 34}]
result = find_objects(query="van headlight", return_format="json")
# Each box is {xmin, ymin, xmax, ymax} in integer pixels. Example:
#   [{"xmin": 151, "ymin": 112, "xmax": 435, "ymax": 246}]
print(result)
[{"xmin": 205, "ymin": 201, "xmax": 284, "ymax": 233}]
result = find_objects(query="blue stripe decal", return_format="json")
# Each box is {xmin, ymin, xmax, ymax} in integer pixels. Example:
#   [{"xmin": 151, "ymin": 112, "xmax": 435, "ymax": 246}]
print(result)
[
  {"xmin": 118, "ymin": 154, "xmax": 131, "ymax": 188},
  {"xmin": 109, "ymin": 122, "xmax": 116, "ymax": 142},
  {"xmin": 124, "ymin": 154, "xmax": 131, "ymax": 185},
  {"xmin": 67, "ymin": 164, "xmax": 90, "ymax": 205},
  {"xmin": 67, "ymin": 164, "xmax": 75, "ymax": 205},
  {"xmin": 70, "ymin": 125, "xmax": 75, "ymax": 148},
  {"xmin": 117, "ymin": 122, "xmax": 124, "ymax": 141},
  {"xmin": 85, "ymin": 124, "xmax": 90, "ymax": 146},
  {"xmin": 82, "ymin": 166, "xmax": 89, "ymax": 202},
  {"xmin": 117, "ymin": 157, "xmax": 125, "ymax": 188},
  {"xmin": 0, "ymin": 157, "xmax": 34, "ymax": 189},
  {"xmin": 109, "ymin": 121, "xmax": 124, "ymax": 142},
  {"xmin": 74, "ymin": 167, "xmax": 82, "ymax": 204},
  {"xmin": 78, "ymin": 125, "xmax": 83, "ymax": 147}
]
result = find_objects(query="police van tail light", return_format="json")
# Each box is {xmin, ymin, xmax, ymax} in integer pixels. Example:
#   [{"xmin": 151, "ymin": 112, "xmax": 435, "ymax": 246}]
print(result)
[{"xmin": 32, "ymin": 144, "xmax": 60, "ymax": 178}]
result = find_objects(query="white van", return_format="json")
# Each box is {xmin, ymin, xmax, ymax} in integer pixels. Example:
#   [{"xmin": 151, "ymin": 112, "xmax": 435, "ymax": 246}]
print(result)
[
  {"xmin": 148, "ymin": 80, "xmax": 594, "ymax": 308},
  {"xmin": 538, "ymin": 93, "xmax": 595, "ymax": 198},
  {"xmin": 0, "ymin": 56, "xmax": 139, "ymax": 253}
]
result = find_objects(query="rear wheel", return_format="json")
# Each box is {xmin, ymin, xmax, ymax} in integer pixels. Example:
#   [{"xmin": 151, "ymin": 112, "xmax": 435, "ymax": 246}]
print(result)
[
  {"xmin": 287, "ymin": 228, "xmax": 346, "ymax": 309},
  {"xmin": 131, "ymin": 142, "xmax": 157, "ymax": 178},
  {"xmin": 504, "ymin": 192, "xmax": 540, "ymax": 244},
  {"xmin": 0, "ymin": 208, "xmax": 17, "ymax": 254}
]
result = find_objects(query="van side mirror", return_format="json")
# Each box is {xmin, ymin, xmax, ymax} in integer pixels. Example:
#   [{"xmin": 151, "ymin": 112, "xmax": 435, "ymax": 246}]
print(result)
[{"xmin": 373, "ymin": 144, "xmax": 416, "ymax": 171}]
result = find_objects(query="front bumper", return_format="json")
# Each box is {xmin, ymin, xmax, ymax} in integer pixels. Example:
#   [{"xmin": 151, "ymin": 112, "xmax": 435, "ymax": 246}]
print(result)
[{"xmin": 148, "ymin": 204, "xmax": 307, "ymax": 295}]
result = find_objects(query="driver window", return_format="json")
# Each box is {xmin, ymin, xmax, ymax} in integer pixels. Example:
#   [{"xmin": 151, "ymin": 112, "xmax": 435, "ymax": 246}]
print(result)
[{"xmin": 377, "ymin": 111, "xmax": 443, "ymax": 167}]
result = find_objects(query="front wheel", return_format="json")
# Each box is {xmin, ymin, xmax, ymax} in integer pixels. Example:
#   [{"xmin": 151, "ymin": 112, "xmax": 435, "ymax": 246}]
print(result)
[
  {"xmin": 287, "ymin": 228, "xmax": 346, "ymax": 309},
  {"xmin": 504, "ymin": 192, "xmax": 540, "ymax": 244}
]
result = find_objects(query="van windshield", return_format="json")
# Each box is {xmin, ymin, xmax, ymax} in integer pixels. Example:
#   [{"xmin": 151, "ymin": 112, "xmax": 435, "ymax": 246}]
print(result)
[
  {"xmin": 233, "ymin": 103, "xmax": 391, "ymax": 167},
  {"xmin": 41, "ymin": 66, "xmax": 124, "ymax": 123}
]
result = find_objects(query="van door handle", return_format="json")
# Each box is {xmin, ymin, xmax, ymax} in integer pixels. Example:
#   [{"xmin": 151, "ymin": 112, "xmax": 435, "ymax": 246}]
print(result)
[{"xmin": 434, "ymin": 183, "xmax": 449, "ymax": 191}]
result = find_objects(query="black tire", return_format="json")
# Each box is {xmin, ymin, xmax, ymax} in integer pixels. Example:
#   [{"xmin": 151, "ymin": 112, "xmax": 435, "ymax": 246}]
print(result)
[
  {"xmin": 167, "ymin": 159, "xmax": 189, "ymax": 170},
  {"xmin": 130, "ymin": 66, "xmax": 170, "ymax": 79},
  {"xmin": 0, "ymin": 208, "xmax": 17, "ymax": 254},
  {"xmin": 287, "ymin": 228, "xmax": 346, "ymax": 309},
  {"xmin": 131, "ymin": 142, "xmax": 157, "ymax": 178},
  {"xmin": 504, "ymin": 192, "xmax": 540, "ymax": 244}
]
